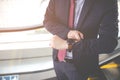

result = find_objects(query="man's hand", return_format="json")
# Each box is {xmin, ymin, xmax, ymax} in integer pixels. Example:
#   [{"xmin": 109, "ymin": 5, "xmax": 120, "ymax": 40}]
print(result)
[
  {"xmin": 50, "ymin": 35, "xmax": 68, "ymax": 50},
  {"xmin": 67, "ymin": 30, "xmax": 84, "ymax": 42}
]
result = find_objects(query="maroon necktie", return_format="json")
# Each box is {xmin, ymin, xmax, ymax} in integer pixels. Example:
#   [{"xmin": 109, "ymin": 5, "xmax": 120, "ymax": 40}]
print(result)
[{"xmin": 58, "ymin": 0, "xmax": 75, "ymax": 61}]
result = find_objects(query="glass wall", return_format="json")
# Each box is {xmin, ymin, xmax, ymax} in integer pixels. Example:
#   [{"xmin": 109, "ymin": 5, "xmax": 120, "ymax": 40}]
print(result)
[
  {"xmin": 0, "ymin": 0, "xmax": 119, "ymax": 50},
  {"xmin": 0, "ymin": 0, "xmax": 49, "ymax": 28},
  {"xmin": 0, "ymin": 0, "xmax": 50, "ymax": 50}
]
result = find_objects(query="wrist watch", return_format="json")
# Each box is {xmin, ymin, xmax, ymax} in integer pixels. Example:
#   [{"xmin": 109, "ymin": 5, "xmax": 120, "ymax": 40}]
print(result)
[{"xmin": 67, "ymin": 39, "xmax": 75, "ymax": 52}]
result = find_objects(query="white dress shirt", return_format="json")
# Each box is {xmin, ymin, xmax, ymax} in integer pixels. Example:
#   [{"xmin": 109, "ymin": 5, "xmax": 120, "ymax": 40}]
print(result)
[{"xmin": 74, "ymin": 0, "xmax": 85, "ymax": 28}]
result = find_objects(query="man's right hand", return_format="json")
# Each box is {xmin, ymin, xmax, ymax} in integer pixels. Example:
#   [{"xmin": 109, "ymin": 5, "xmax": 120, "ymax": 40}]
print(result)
[{"xmin": 67, "ymin": 30, "xmax": 84, "ymax": 42}]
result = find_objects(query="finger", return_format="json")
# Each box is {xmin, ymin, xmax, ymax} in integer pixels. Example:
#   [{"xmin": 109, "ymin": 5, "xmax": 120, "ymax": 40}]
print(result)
[
  {"xmin": 79, "ymin": 32, "xmax": 84, "ymax": 39},
  {"xmin": 68, "ymin": 33, "xmax": 74, "ymax": 39},
  {"xmin": 75, "ymin": 33, "xmax": 81, "ymax": 40}
]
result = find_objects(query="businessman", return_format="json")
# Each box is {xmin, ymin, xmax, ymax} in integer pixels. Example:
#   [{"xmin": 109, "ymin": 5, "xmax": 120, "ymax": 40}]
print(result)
[{"xmin": 44, "ymin": 0, "xmax": 118, "ymax": 80}]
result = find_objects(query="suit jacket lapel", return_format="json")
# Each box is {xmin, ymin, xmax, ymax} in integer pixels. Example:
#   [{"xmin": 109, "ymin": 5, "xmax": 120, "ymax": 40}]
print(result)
[{"xmin": 76, "ymin": 0, "xmax": 96, "ymax": 30}]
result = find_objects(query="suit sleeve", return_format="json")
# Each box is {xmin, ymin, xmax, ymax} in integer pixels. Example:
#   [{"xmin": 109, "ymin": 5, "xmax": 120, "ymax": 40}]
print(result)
[
  {"xmin": 43, "ymin": 0, "xmax": 70, "ymax": 39},
  {"xmin": 72, "ymin": 0, "xmax": 118, "ymax": 72},
  {"xmin": 73, "ymin": 0, "xmax": 118, "ymax": 61}
]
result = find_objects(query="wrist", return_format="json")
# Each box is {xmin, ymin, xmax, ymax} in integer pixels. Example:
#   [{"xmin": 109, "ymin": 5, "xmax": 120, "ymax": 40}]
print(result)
[
  {"xmin": 67, "ymin": 39, "xmax": 75, "ymax": 51},
  {"xmin": 63, "ymin": 40, "xmax": 68, "ymax": 49}
]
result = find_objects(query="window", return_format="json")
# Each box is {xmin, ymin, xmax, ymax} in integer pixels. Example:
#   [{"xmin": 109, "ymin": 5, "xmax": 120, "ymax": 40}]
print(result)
[
  {"xmin": 0, "ymin": 0, "xmax": 51, "ymax": 50},
  {"xmin": 0, "ymin": 0, "xmax": 119, "ymax": 50},
  {"xmin": 0, "ymin": 0, "xmax": 49, "ymax": 28}
]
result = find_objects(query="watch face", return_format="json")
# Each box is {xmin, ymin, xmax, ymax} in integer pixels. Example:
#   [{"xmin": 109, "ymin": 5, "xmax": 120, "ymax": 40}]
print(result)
[
  {"xmin": 67, "ymin": 44, "xmax": 72, "ymax": 52},
  {"xmin": 67, "ymin": 39, "xmax": 75, "ymax": 44}
]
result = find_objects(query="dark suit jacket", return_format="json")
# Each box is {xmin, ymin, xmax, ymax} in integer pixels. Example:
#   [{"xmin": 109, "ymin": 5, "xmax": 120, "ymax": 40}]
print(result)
[{"xmin": 44, "ymin": 0, "xmax": 118, "ymax": 74}]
